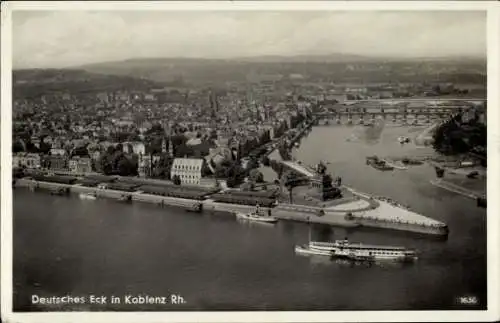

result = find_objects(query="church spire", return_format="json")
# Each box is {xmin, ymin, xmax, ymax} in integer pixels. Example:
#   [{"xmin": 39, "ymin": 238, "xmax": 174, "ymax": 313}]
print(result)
[{"xmin": 168, "ymin": 136, "xmax": 174, "ymax": 158}]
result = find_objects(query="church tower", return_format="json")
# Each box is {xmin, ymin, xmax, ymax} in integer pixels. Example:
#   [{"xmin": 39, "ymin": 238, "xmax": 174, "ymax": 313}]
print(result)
[
  {"xmin": 168, "ymin": 137, "xmax": 174, "ymax": 158},
  {"xmin": 161, "ymin": 137, "xmax": 167, "ymax": 153}
]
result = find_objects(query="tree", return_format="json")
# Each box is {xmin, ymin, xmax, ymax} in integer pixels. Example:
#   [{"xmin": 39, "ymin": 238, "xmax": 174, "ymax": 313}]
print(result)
[
  {"xmin": 246, "ymin": 157, "xmax": 259, "ymax": 171},
  {"xmin": 321, "ymin": 174, "xmax": 342, "ymax": 200},
  {"xmin": 278, "ymin": 145, "xmax": 291, "ymax": 161},
  {"xmin": 146, "ymin": 123, "xmax": 164, "ymax": 136},
  {"xmin": 12, "ymin": 140, "xmax": 25, "ymax": 153},
  {"xmin": 172, "ymin": 174, "xmax": 182, "ymax": 185},
  {"xmin": 106, "ymin": 145, "xmax": 116, "ymax": 155},
  {"xmin": 116, "ymin": 155, "xmax": 137, "ymax": 176},
  {"xmin": 226, "ymin": 176, "xmax": 237, "ymax": 188},
  {"xmin": 432, "ymin": 115, "xmax": 486, "ymax": 156},
  {"xmin": 13, "ymin": 167, "xmax": 24, "ymax": 179},
  {"xmin": 249, "ymin": 169, "xmax": 264, "ymax": 183},
  {"xmin": 73, "ymin": 144, "xmax": 90, "ymax": 157},
  {"xmin": 432, "ymin": 84, "xmax": 441, "ymax": 94},
  {"xmin": 39, "ymin": 140, "xmax": 51, "ymax": 155},
  {"xmin": 153, "ymin": 154, "xmax": 174, "ymax": 179},
  {"xmin": 242, "ymin": 181, "xmax": 255, "ymax": 191},
  {"xmin": 100, "ymin": 154, "xmax": 113, "ymax": 175},
  {"xmin": 317, "ymin": 162, "xmax": 327, "ymax": 175},
  {"xmin": 201, "ymin": 160, "xmax": 213, "ymax": 177},
  {"xmin": 98, "ymin": 149, "xmax": 137, "ymax": 176},
  {"xmin": 284, "ymin": 171, "xmax": 300, "ymax": 204},
  {"xmin": 25, "ymin": 141, "xmax": 39, "ymax": 153}
]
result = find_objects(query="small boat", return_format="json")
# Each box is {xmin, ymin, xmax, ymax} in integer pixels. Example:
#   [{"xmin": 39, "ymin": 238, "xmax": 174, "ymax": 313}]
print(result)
[
  {"xmin": 79, "ymin": 193, "xmax": 97, "ymax": 200},
  {"xmin": 397, "ymin": 136, "xmax": 410, "ymax": 144},
  {"xmin": 186, "ymin": 202, "xmax": 203, "ymax": 213},
  {"xmin": 401, "ymin": 157, "xmax": 423, "ymax": 165},
  {"xmin": 466, "ymin": 171, "xmax": 479, "ymax": 179},
  {"xmin": 118, "ymin": 195, "xmax": 132, "ymax": 203},
  {"xmin": 370, "ymin": 161, "xmax": 394, "ymax": 171},
  {"xmin": 236, "ymin": 206, "xmax": 278, "ymax": 223},
  {"xmin": 477, "ymin": 196, "xmax": 487, "ymax": 208},
  {"xmin": 50, "ymin": 188, "xmax": 69, "ymax": 196}
]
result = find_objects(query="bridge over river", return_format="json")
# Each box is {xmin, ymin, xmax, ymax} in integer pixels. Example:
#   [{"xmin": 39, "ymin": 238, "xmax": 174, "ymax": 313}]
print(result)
[{"xmin": 314, "ymin": 98, "xmax": 485, "ymax": 125}]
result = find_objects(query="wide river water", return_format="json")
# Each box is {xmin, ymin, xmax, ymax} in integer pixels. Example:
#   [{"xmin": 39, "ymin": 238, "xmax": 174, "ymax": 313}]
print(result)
[{"xmin": 13, "ymin": 124, "xmax": 487, "ymax": 311}]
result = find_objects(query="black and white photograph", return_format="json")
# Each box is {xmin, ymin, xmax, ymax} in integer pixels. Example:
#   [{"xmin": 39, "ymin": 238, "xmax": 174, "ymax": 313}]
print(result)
[{"xmin": 1, "ymin": 1, "xmax": 499, "ymax": 322}]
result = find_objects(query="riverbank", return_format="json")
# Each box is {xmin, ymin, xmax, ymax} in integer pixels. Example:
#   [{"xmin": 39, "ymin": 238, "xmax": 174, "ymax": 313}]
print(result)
[
  {"xmin": 430, "ymin": 178, "xmax": 486, "ymax": 200},
  {"xmin": 15, "ymin": 178, "xmax": 448, "ymax": 237},
  {"xmin": 414, "ymin": 122, "xmax": 439, "ymax": 146}
]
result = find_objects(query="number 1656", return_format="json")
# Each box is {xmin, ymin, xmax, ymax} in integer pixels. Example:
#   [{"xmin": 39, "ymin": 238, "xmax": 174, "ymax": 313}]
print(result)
[{"xmin": 458, "ymin": 296, "xmax": 478, "ymax": 305}]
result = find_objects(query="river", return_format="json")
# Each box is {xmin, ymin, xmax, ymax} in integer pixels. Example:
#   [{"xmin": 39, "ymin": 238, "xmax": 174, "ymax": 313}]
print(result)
[{"xmin": 13, "ymin": 124, "xmax": 487, "ymax": 311}]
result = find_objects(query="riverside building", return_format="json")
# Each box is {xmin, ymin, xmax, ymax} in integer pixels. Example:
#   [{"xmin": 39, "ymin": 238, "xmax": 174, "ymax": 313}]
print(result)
[{"xmin": 170, "ymin": 158, "xmax": 204, "ymax": 185}]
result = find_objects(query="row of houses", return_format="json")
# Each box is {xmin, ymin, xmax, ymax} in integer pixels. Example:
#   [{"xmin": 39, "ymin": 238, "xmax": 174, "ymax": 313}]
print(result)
[
  {"xmin": 13, "ymin": 153, "xmax": 93, "ymax": 174},
  {"xmin": 12, "ymin": 151, "xmax": 212, "ymax": 187}
]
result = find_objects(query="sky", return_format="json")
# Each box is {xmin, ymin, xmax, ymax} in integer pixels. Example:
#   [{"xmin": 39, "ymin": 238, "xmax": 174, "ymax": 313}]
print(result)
[{"xmin": 12, "ymin": 10, "xmax": 486, "ymax": 69}]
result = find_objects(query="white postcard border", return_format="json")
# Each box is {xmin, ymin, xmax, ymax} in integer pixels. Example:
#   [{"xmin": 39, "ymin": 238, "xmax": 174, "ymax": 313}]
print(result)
[{"xmin": 1, "ymin": 1, "xmax": 499, "ymax": 322}]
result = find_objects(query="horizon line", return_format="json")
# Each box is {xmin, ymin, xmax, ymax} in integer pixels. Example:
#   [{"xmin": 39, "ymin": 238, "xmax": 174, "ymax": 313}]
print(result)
[{"xmin": 12, "ymin": 53, "xmax": 487, "ymax": 71}]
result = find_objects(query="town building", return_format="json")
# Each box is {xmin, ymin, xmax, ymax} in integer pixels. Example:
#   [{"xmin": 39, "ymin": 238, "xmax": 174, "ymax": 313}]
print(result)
[
  {"xmin": 132, "ymin": 142, "xmax": 146, "ymax": 156},
  {"xmin": 170, "ymin": 158, "xmax": 204, "ymax": 185},
  {"xmin": 69, "ymin": 156, "xmax": 92, "ymax": 174},
  {"xmin": 13, "ymin": 153, "xmax": 41, "ymax": 169},
  {"xmin": 47, "ymin": 155, "xmax": 68, "ymax": 171},
  {"xmin": 138, "ymin": 154, "xmax": 152, "ymax": 177},
  {"xmin": 144, "ymin": 94, "xmax": 156, "ymax": 101},
  {"xmin": 50, "ymin": 147, "xmax": 66, "ymax": 156}
]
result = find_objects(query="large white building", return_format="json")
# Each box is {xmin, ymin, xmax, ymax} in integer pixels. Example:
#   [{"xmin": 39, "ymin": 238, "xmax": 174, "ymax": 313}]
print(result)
[{"xmin": 170, "ymin": 158, "xmax": 204, "ymax": 185}]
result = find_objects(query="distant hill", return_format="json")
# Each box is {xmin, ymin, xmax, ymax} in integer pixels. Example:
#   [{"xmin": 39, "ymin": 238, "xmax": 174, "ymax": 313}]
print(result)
[
  {"xmin": 74, "ymin": 55, "xmax": 487, "ymax": 86},
  {"xmin": 232, "ymin": 53, "xmax": 375, "ymax": 63},
  {"xmin": 13, "ymin": 68, "xmax": 164, "ymax": 98}
]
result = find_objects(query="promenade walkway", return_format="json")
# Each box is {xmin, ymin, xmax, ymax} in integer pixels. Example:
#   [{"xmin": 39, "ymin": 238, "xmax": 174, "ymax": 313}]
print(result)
[
  {"xmin": 342, "ymin": 186, "xmax": 445, "ymax": 227},
  {"xmin": 281, "ymin": 161, "xmax": 316, "ymax": 178}
]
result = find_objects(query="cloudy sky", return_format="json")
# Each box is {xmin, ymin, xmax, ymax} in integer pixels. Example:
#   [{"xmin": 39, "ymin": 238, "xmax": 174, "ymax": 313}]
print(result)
[{"xmin": 12, "ymin": 10, "xmax": 486, "ymax": 68}]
